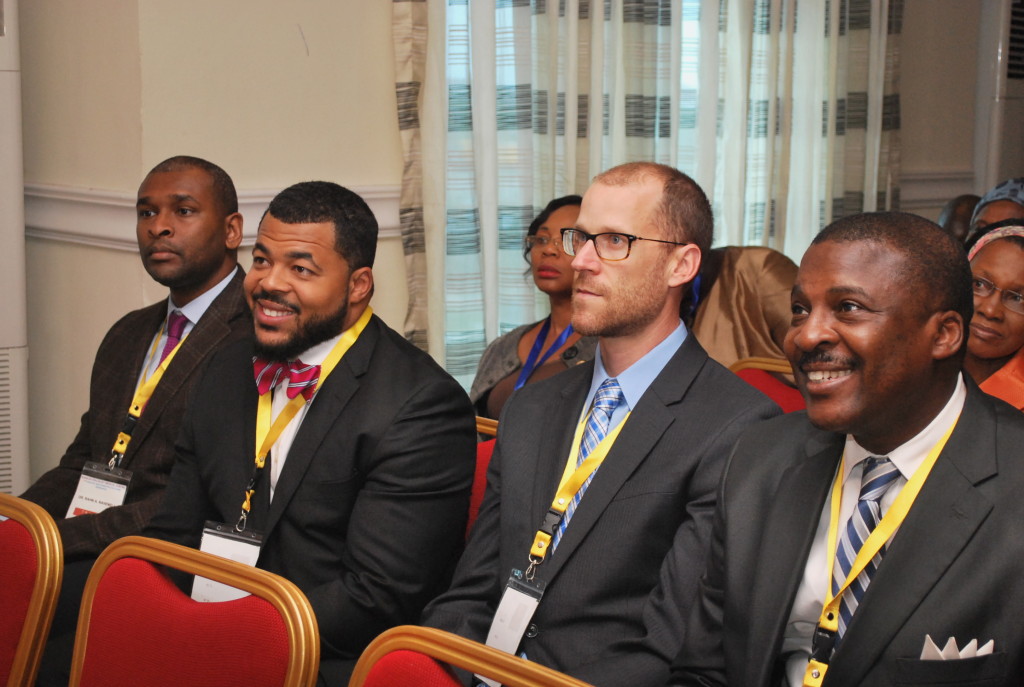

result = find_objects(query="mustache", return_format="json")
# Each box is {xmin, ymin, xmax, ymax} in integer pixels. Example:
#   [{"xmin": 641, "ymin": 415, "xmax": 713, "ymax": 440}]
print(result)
[
  {"xmin": 251, "ymin": 290, "xmax": 300, "ymax": 314},
  {"xmin": 796, "ymin": 350, "xmax": 856, "ymax": 369}
]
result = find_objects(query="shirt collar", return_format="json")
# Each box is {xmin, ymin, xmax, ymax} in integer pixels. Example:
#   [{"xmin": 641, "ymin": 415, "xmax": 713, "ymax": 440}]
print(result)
[
  {"xmin": 291, "ymin": 330, "xmax": 345, "ymax": 367},
  {"xmin": 842, "ymin": 373, "xmax": 968, "ymax": 483},
  {"xmin": 168, "ymin": 265, "xmax": 238, "ymax": 325},
  {"xmin": 589, "ymin": 321, "xmax": 688, "ymax": 412}
]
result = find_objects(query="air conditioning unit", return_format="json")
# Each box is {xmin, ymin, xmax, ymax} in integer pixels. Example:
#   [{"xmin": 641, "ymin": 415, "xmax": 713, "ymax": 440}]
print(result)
[
  {"xmin": 0, "ymin": 0, "xmax": 31, "ymax": 494},
  {"xmin": 975, "ymin": 0, "xmax": 1024, "ymax": 189}
]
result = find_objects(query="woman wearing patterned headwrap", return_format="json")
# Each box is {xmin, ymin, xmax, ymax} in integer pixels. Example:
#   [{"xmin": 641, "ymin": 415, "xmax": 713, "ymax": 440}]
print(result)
[
  {"xmin": 970, "ymin": 177, "xmax": 1024, "ymax": 234},
  {"xmin": 964, "ymin": 225, "xmax": 1024, "ymax": 410}
]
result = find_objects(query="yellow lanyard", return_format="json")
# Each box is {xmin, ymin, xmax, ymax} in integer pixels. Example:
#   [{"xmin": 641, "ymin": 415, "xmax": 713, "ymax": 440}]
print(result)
[
  {"xmin": 109, "ymin": 318, "xmax": 187, "ymax": 467},
  {"xmin": 236, "ymin": 306, "xmax": 373, "ymax": 531},
  {"xmin": 527, "ymin": 409, "xmax": 631, "ymax": 570},
  {"xmin": 803, "ymin": 416, "xmax": 959, "ymax": 687}
]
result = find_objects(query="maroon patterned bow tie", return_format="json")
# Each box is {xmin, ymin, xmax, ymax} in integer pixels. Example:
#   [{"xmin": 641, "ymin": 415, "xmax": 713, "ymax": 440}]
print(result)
[{"xmin": 253, "ymin": 358, "xmax": 321, "ymax": 401}]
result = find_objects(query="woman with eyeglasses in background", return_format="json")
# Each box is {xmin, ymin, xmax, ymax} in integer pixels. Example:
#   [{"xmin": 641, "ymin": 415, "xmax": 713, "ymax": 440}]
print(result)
[
  {"xmin": 964, "ymin": 225, "xmax": 1024, "ymax": 410},
  {"xmin": 469, "ymin": 195, "xmax": 597, "ymax": 419}
]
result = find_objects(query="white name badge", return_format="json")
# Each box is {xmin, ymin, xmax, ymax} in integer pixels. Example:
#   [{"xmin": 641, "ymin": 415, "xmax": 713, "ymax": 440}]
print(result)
[
  {"xmin": 66, "ymin": 462, "xmax": 132, "ymax": 518},
  {"xmin": 192, "ymin": 521, "xmax": 262, "ymax": 603},
  {"xmin": 478, "ymin": 570, "xmax": 546, "ymax": 687}
]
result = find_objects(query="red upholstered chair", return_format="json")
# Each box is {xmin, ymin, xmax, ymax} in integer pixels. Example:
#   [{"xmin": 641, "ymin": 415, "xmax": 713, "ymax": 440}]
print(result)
[
  {"xmin": 69, "ymin": 535, "xmax": 319, "ymax": 687},
  {"xmin": 468, "ymin": 439, "xmax": 496, "ymax": 538},
  {"xmin": 729, "ymin": 357, "xmax": 806, "ymax": 414},
  {"xmin": 468, "ymin": 417, "xmax": 499, "ymax": 538},
  {"xmin": 0, "ymin": 493, "xmax": 63, "ymax": 687},
  {"xmin": 349, "ymin": 625, "xmax": 593, "ymax": 687}
]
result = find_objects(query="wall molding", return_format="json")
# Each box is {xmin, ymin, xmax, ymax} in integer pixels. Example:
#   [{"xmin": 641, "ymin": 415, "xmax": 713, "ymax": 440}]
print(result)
[
  {"xmin": 899, "ymin": 170, "xmax": 976, "ymax": 211},
  {"xmin": 24, "ymin": 183, "xmax": 402, "ymax": 252}
]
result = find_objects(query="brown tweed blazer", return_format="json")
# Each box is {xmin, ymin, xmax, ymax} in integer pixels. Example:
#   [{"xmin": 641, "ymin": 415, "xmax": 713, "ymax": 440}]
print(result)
[{"xmin": 21, "ymin": 268, "xmax": 251, "ymax": 561}]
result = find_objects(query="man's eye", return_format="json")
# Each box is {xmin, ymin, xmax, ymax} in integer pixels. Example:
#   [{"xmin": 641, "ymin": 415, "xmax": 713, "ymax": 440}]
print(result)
[
  {"xmin": 605, "ymin": 234, "xmax": 626, "ymax": 246},
  {"xmin": 138, "ymin": 209, "xmax": 155, "ymax": 218},
  {"xmin": 790, "ymin": 303, "xmax": 808, "ymax": 316},
  {"xmin": 839, "ymin": 301, "xmax": 861, "ymax": 312},
  {"xmin": 1007, "ymin": 291, "xmax": 1024, "ymax": 305},
  {"xmin": 252, "ymin": 256, "xmax": 268, "ymax": 265},
  {"xmin": 177, "ymin": 207, "xmax": 196, "ymax": 216}
]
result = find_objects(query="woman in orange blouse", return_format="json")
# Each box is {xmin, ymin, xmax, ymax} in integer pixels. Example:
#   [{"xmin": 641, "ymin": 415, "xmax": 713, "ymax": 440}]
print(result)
[{"xmin": 964, "ymin": 225, "xmax": 1024, "ymax": 410}]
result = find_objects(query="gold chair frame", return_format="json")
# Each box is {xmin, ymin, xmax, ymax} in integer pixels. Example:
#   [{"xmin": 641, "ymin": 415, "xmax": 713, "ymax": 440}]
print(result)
[
  {"xmin": 69, "ymin": 535, "xmax": 319, "ymax": 687},
  {"xmin": 0, "ymin": 492, "xmax": 63, "ymax": 687},
  {"xmin": 349, "ymin": 625, "xmax": 593, "ymax": 687},
  {"xmin": 475, "ymin": 416, "xmax": 499, "ymax": 437}
]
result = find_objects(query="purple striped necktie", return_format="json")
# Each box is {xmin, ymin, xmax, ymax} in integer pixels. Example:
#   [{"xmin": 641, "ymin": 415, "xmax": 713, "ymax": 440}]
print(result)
[
  {"xmin": 253, "ymin": 358, "xmax": 321, "ymax": 401},
  {"xmin": 159, "ymin": 311, "xmax": 189, "ymax": 364}
]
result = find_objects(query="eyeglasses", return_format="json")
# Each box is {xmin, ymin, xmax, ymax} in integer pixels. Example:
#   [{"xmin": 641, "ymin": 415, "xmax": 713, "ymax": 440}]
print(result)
[
  {"xmin": 524, "ymin": 235, "xmax": 562, "ymax": 252},
  {"xmin": 560, "ymin": 227, "xmax": 689, "ymax": 261},
  {"xmin": 972, "ymin": 275, "xmax": 1024, "ymax": 315}
]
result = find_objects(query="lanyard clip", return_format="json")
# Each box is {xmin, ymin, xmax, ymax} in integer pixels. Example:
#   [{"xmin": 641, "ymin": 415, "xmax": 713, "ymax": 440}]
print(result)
[
  {"xmin": 810, "ymin": 625, "xmax": 837, "ymax": 664},
  {"xmin": 108, "ymin": 452, "xmax": 123, "ymax": 469},
  {"xmin": 235, "ymin": 510, "xmax": 248, "ymax": 533}
]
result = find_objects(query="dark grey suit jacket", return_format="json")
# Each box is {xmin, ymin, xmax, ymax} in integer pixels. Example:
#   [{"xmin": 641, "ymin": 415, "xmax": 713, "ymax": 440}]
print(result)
[
  {"xmin": 423, "ymin": 334, "xmax": 780, "ymax": 686},
  {"xmin": 671, "ymin": 381, "xmax": 1024, "ymax": 687},
  {"xmin": 145, "ymin": 314, "xmax": 476, "ymax": 686},
  {"xmin": 21, "ymin": 269, "xmax": 250, "ymax": 561}
]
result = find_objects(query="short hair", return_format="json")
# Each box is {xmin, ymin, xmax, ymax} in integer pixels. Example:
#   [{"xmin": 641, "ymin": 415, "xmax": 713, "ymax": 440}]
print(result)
[
  {"xmin": 812, "ymin": 212, "xmax": 973, "ymax": 328},
  {"xmin": 147, "ymin": 155, "xmax": 238, "ymax": 216},
  {"xmin": 592, "ymin": 162, "xmax": 713, "ymax": 256},
  {"xmin": 265, "ymin": 181, "xmax": 378, "ymax": 270},
  {"xmin": 523, "ymin": 195, "xmax": 582, "ymax": 261}
]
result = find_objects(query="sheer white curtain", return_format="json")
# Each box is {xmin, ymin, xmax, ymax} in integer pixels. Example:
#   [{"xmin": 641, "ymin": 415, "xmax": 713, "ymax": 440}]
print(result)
[{"xmin": 392, "ymin": 0, "xmax": 902, "ymax": 385}]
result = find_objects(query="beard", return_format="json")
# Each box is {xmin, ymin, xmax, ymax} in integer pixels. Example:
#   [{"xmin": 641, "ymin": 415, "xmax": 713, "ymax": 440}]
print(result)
[
  {"xmin": 571, "ymin": 262, "xmax": 667, "ymax": 338},
  {"xmin": 252, "ymin": 290, "xmax": 349, "ymax": 363}
]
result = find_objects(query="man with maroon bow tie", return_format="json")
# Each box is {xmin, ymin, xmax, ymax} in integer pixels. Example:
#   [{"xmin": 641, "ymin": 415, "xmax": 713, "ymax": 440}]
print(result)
[{"xmin": 146, "ymin": 181, "xmax": 475, "ymax": 686}]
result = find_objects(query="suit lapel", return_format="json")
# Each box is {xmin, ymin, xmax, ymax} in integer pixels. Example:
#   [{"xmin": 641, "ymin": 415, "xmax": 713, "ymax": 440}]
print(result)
[
  {"xmin": 124, "ymin": 270, "xmax": 248, "ymax": 466},
  {"xmin": 826, "ymin": 389, "xmax": 997, "ymax": 687},
  {"xmin": 541, "ymin": 337, "xmax": 703, "ymax": 583},
  {"xmin": 748, "ymin": 431, "xmax": 843, "ymax": 686},
  {"xmin": 261, "ymin": 317, "xmax": 378, "ymax": 538},
  {"xmin": 529, "ymin": 368, "xmax": 591, "ymax": 540}
]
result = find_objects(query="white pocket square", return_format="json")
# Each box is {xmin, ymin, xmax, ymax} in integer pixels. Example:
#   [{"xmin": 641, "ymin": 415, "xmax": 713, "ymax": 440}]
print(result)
[{"xmin": 920, "ymin": 634, "xmax": 994, "ymax": 660}]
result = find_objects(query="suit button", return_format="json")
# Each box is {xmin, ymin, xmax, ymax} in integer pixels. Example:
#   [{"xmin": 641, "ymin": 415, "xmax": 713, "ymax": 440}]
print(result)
[{"xmin": 525, "ymin": 624, "xmax": 538, "ymax": 638}]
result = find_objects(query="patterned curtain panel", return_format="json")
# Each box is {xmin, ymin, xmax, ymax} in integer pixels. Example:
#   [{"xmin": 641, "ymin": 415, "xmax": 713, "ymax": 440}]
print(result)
[{"xmin": 393, "ymin": 0, "xmax": 902, "ymax": 384}]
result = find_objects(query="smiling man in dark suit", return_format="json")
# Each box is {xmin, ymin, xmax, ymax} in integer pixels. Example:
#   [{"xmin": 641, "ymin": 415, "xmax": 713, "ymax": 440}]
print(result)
[
  {"xmin": 422, "ymin": 162, "xmax": 779, "ymax": 686},
  {"xmin": 670, "ymin": 212, "xmax": 1024, "ymax": 687},
  {"xmin": 23, "ymin": 155, "xmax": 251, "ymax": 685},
  {"xmin": 145, "ymin": 180, "xmax": 476, "ymax": 686}
]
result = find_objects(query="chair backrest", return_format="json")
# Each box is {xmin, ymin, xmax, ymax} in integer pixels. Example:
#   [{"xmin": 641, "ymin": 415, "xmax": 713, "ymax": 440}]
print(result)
[
  {"xmin": 69, "ymin": 536, "xmax": 319, "ymax": 687},
  {"xmin": 0, "ymin": 494, "xmax": 63, "ymax": 687},
  {"xmin": 728, "ymin": 357, "xmax": 806, "ymax": 413},
  {"xmin": 349, "ymin": 625, "xmax": 593, "ymax": 687},
  {"xmin": 467, "ymin": 439, "xmax": 496, "ymax": 538}
]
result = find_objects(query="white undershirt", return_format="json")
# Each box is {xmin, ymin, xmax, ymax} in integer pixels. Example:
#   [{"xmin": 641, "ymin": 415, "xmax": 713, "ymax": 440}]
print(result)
[{"xmin": 782, "ymin": 374, "xmax": 967, "ymax": 685}]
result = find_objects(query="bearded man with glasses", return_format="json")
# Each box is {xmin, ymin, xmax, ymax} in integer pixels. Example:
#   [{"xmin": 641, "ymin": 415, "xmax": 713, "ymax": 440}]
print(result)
[{"xmin": 423, "ymin": 162, "xmax": 780, "ymax": 686}]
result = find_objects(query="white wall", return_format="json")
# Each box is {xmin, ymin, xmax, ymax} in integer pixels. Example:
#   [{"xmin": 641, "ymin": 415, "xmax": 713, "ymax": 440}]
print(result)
[{"xmin": 21, "ymin": 1, "xmax": 407, "ymax": 480}]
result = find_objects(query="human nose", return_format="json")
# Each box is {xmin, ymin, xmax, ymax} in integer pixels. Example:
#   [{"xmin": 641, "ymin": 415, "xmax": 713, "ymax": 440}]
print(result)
[
  {"xmin": 570, "ymin": 235, "xmax": 600, "ymax": 272},
  {"xmin": 788, "ymin": 308, "xmax": 837, "ymax": 354},
  {"xmin": 974, "ymin": 289, "xmax": 1003, "ymax": 319},
  {"xmin": 256, "ymin": 262, "xmax": 289, "ymax": 294}
]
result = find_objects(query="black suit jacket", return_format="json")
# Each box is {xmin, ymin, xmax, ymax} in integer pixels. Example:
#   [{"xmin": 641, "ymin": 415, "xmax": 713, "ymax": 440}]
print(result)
[
  {"xmin": 21, "ymin": 269, "xmax": 250, "ymax": 561},
  {"xmin": 423, "ymin": 334, "xmax": 780, "ymax": 686},
  {"xmin": 145, "ymin": 314, "xmax": 476, "ymax": 686},
  {"xmin": 671, "ymin": 381, "xmax": 1024, "ymax": 687}
]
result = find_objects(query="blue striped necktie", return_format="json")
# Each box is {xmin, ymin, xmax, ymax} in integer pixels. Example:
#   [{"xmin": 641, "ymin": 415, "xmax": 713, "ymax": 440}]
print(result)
[
  {"xmin": 551, "ymin": 377, "xmax": 624, "ymax": 550},
  {"xmin": 832, "ymin": 456, "xmax": 901, "ymax": 640}
]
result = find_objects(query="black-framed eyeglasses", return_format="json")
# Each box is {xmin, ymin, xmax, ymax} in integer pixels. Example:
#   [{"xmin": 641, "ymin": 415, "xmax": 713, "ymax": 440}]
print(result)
[
  {"xmin": 560, "ymin": 227, "xmax": 689, "ymax": 261},
  {"xmin": 972, "ymin": 275, "xmax": 1024, "ymax": 315},
  {"xmin": 524, "ymin": 235, "xmax": 563, "ymax": 252}
]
